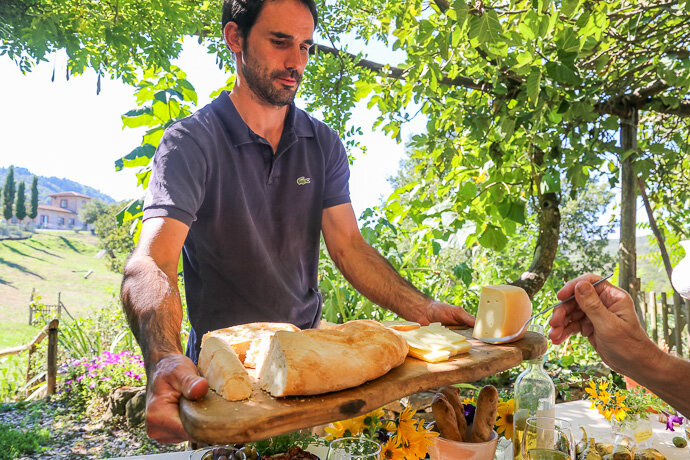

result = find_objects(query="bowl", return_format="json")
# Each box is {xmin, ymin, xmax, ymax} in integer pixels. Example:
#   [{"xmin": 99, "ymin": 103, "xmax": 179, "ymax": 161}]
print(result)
[{"xmin": 428, "ymin": 430, "xmax": 499, "ymax": 460}]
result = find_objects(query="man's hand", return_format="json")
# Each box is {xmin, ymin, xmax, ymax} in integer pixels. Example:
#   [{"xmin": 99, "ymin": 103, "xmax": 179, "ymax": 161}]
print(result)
[
  {"xmin": 548, "ymin": 273, "xmax": 661, "ymax": 376},
  {"xmin": 146, "ymin": 354, "xmax": 209, "ymax": 444},
  {"xmin": 422, "ymin": 301, "xmax": 476, "ymax": 327}
]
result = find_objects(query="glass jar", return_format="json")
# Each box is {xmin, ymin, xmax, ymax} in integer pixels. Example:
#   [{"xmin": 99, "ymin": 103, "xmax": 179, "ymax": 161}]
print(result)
[{"xmin": 512, "ymin": 325, "xmax": 556, "ymax": 460}]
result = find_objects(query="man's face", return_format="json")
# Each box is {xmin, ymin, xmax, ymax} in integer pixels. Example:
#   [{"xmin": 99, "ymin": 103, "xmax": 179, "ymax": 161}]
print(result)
[{"xmin": 239, "ymin": 0, "xmax": 314, "ymax": 107}]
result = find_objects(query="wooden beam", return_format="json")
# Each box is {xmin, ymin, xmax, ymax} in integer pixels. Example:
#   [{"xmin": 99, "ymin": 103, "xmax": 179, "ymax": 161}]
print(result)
[{"xmin": 619, "ymin": 112, "xmax": 640, "ymax": 317}]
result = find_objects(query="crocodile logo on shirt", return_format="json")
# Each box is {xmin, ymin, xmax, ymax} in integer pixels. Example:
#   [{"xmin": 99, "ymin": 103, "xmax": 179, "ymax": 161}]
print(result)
[{"xmin": 297, "ymin": 176, "xmax": 311, "ymax": 186}]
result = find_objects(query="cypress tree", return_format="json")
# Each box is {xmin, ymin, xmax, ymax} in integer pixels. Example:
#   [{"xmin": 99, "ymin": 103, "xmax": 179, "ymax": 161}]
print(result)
[
  {"xmin": 29, "ymin": 176, "xmax": 38, "ymax": 219},
  {"xmin": 15, "ymin": 181, "xmax": 26, "ymax": 220},
  {"xmin": 2, "ymin": 166, "xmax": 15, "ymax": 221}
]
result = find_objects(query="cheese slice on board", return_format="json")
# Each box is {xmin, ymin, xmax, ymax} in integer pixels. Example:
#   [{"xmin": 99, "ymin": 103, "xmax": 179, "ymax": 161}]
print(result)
[
  {"xmin": 472, "ymin": 285, "xmax": 532, "ymax": 342},
  {"xmin": 382, "ymin": 320, "xmax": 421, "ymax": 331},
  {"xmin": 397, "ymin": 324, "xmax": 471, "ymax": 362}
]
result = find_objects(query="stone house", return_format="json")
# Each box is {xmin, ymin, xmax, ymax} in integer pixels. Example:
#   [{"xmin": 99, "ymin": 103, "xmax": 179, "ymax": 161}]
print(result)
[{"xmin": 35, "ymin": 191, "xmax": 93, "ymax": 230}]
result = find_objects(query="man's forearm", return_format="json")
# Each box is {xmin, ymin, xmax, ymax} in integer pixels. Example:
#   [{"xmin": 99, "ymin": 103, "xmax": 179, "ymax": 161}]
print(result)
[
  {"xmin": 635, "ymin": 351, "xmax": 690, "ymax": 416},
  {"xmin": 121, "ymin": 255, "xmax": 184, "ymax": 375},
  {"xmin": 329, "ymin": 238, "xmax": 432, "ymax": 323}
]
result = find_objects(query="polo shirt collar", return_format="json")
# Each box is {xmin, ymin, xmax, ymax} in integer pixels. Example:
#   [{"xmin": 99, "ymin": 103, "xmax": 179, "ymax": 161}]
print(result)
[{"xmin": 212, "ymin": 91, "xmax": 314, "ymax": 148}]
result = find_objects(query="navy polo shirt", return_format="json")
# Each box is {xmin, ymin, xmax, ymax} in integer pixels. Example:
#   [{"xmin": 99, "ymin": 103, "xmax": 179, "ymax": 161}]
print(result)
[{"xmin": 142, "ymin": 91, "xmax": 351, "ymax": 363}]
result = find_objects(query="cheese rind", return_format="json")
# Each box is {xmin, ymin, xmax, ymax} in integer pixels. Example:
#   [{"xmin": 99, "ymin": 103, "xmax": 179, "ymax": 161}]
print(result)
[{"xmin": 472, "ymin": 285, "xmax": 532, "ymax": 342}]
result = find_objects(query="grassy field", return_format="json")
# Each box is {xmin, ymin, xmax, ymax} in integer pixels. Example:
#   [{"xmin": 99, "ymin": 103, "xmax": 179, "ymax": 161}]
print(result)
[{"xmin": 0, "ymin": 231, "xmax": 123, "ymax": 348}]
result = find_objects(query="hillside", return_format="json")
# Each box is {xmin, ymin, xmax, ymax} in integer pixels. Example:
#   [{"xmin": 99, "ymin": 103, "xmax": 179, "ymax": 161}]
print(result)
[
  {"xmin": 606, "ymin": 235, "xmax": 673, "ymax": 292},
  {"xmin": 0, "ymin": 232, "xmax": 123, "ymax": 348},
  {"xmin": 0, "ymin": 166, "xmax": 115, "ymax": 204}
]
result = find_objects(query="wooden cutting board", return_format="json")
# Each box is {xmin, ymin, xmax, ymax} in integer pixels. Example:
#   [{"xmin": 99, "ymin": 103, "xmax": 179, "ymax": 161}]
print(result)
[{"xmin": 180, "ymin": 328, "xmax": 547, "ymax": 444}]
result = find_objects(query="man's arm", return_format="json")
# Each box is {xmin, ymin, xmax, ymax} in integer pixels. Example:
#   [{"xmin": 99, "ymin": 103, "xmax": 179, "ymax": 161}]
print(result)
[
  {"xmin": 321, "ymin": 203, "xmax": 474, "ymax": 326},
  {"xmin": 549, "ymin": 273, "xmax": 690, "ymax": 416},
  {"xmin": 121, "ymin": 216, "xmax": 207, "ymax": 443}
]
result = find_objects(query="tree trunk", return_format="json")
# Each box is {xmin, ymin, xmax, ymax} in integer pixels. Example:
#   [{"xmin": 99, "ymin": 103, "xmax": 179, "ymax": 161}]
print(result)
[
  {"xmin": 619, "ymin": 111, "xmax": 641, "ymax": 317},
  {"xmin": 512, "ymin": 192, "xmax": 561, "ymax": 298}
]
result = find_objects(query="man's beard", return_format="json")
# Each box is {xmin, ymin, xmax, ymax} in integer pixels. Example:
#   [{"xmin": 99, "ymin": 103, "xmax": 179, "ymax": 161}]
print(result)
[{"xmin": 241, "ymin": 44, "xmax": 302, "ymax": 107}]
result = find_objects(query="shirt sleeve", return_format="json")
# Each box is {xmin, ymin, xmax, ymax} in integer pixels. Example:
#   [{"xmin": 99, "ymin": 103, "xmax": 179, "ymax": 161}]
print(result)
[
  {"xmin": 322, "ymin": 135, "xmax": 351, "ymax": 209},
  {"xmin": 143, "ymin": 124, "xmax": 207, "ymax": 227}
]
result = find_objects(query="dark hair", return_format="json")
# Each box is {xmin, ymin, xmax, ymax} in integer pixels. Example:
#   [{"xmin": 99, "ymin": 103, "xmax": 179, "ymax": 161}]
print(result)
[{"xmin": 221, "ymin": 0, "xmax": 318, "ymax": 37}]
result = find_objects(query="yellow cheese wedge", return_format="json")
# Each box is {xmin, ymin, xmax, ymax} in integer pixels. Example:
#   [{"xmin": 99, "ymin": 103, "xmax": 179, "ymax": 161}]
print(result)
[{"xmin": 472, "ymin": 285, "xmax": 532, "ymax": 342}]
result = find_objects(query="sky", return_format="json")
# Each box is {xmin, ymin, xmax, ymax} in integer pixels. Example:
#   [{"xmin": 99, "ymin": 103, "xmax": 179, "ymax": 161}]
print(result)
[{"xmin": 0, "ymin": 38, "xmax": 422, "ymax": 217}]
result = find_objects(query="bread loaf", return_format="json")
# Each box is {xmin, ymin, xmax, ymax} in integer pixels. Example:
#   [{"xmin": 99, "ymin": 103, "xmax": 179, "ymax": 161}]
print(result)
[
  {"xmin": 198, "ymin": 336, "xmax": 252, "ymax": 401},
  {"xmin": 201, "ymin": 322, "xmax": 300, "ymax": 371},
  {"xmin": 259, "ymin": 320, "xmax": 409, "ymax": 397}
]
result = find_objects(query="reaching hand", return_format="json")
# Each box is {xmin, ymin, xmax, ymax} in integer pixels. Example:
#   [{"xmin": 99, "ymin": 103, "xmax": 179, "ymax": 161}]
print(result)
[
  {"xmin": 145, "ymin": 354, "xmax": 209, "ymax": 443},
  {"xmin": 548, "ymin": 273, "xmax": 660, "ymax": 376},
  {"xmin": 423, "ymin": 301, "xmax": 476, "ymax": 327}
]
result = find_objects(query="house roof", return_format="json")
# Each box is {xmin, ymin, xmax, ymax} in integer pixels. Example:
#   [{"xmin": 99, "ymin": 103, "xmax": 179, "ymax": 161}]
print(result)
[
  {"xmin": 37, "ymin": 204, "xmax": 78, "ymax": 215},
  {"xmin": 49, "ymin": 191, "xmax": 92, "ymax": 199}
]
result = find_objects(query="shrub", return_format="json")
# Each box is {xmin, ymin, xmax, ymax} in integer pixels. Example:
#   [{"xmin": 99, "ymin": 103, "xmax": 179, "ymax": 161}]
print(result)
[
  {"xmin": 0, "ymin": 422, "xmax": 50, "ymax": 460},
  {"xmin": 60, "ymin": 350, "xmax": 145, "ymax": 408}
]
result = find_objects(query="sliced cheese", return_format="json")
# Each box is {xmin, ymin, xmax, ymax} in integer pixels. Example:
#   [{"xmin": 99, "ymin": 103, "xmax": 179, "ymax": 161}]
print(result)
[
  {"xmin": 472, "ymin": 285, "xmax": 532, "ymax": 342},
  {"xmin": 398, "ymin": 324, "xmax": 471, "ymax": 362},
  {"xmin": 408, "ymin": 348, "xmax": 451, "ymax": 363},
  {"xmin": 382, "ymin": 320, "xmax": 421, "ymax": 331}
]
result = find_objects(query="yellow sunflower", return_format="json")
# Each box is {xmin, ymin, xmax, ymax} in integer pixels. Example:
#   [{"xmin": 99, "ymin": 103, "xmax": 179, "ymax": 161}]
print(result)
[
  {"xmin": 462, "ymin": 397, "xmax": 476, "ymax": 406},
  {"xmin": 380, "ymin": 436, "xmax": 405, "ymax": 460},
  {"xmin": 495, "ymin": 398, "xmax": 515, "ymax": 440},
  {"xmin": 396, "ymin": 417, "xmax": 419, "ymax": 446},
  {"xmin": 585, "ymin": 381, "xmax": 598, "ymax": 399},
  {"xmin": 324, "ymin": 417, "xmax": 365, "ymax": 440},
  {"xmin": 403, "ymin": 421, "xmax": 439, "ymax": 459}
]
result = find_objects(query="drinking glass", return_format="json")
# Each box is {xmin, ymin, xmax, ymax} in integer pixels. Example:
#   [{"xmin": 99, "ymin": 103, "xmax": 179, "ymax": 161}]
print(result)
[
  {"xmin": 327, "ymin": 437, "xmax": 381, "ymax": 460},
  {"xmin": 521, "ymin": 417, "xmax": 574, "ymax": 460}
]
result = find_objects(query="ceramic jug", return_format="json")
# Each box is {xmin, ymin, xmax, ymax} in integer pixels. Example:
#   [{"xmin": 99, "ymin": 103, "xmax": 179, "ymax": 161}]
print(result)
[{"xmin": 672, "ymin": 240, "xmax": 690, "ymax": 300}]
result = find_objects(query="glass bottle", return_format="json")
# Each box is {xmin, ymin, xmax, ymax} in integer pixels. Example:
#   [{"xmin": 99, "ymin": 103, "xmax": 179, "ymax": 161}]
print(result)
[{"xmin": 512, "ymin": 326, "xmax": 556, "ymax": 460}]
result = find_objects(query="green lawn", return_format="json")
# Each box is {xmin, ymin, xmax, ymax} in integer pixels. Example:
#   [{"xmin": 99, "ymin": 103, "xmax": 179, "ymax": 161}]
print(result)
[{"xmin": 0, "ymin": 231, "xmax": 123, "ymax": 348}]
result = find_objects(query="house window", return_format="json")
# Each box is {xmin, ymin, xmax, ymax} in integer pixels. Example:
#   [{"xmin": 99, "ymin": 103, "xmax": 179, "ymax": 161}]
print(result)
[
  {"xmin": 69, "ymin": 218, "xmax": 75, "ymax": 227},
  {"xmin": 41, "ymin": 215, "xmax": 49, "ymax": 224},
  {"xmin": 60, "ymin": 199, "xmax": 68, "ymax": 208},
  {"xmin": 58, "ymin": 217, "xmax": 65, "ymax": 226}
]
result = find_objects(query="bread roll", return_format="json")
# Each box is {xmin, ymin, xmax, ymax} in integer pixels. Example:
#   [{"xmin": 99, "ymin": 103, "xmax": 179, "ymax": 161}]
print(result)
[
  {"xmin": 439, "ymin": 386, "xmax": 467, "ymax": 440},
  {"xmin": 432, "ymin": 393, "xmax": 463, "ymax": 442},
  {"xmin": 198, "ymin": 336, "xmax": 252, "ymax": 401},
  {"xmin": 259, "ymin": 320, "xmax": 409, "ymax": 397},
  {"xmin": 468, "ymin": 385, "xmax": 498, "ymax": 442}
]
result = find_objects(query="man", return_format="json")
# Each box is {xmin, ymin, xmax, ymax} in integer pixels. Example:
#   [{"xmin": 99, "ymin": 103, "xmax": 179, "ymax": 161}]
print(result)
[
  {"xmin": 549, "ymin": 273, "xmax": 690, "ymax": 416},
  {"xmin": 121, "ymin": 0, "xmax": 475, "ymax": 443}
]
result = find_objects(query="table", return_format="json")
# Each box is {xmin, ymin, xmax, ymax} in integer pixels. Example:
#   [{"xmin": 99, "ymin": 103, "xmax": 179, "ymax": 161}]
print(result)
[
  {"xmin": 115, "ymin": 400, "xmax": 689, "ymax": 459},
  {"xmin": 552, "ymin": 400, "xmax": 688, "ymax": 460}
]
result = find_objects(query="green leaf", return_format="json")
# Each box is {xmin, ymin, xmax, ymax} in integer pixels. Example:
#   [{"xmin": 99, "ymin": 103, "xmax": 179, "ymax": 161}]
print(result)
[
  {"xmin": 556, "ymin": 27, "xmax": 581, "ymax": 54},
  {"xmin": 516, "ymin": 51, "xmax": 533, "ymax": 68},
  {"xmin": 122, "ymin": 107, "xmax": 154, "ymax": 128},
  {"xmin": 478, "ymin": 224, "xmax": 508, "ymax": 250},
  {"xmin": 116, "ymin": 199, "xmax": 144, "ymax": 226},
  {"xmin": 114, "ymin": 144, "xmax": 156, "ymax": 171},
  {"xmin": 545, "ymin": 62, "xmax": 582, "ymax": 85},
  {"xmin": 454, "ymin": 0, "xmax": 469, "ymax": 28},
  {"xmin": 469, "ymin": 11, "xmax": 502, "ymax": 44},
  {"xmin": 561, "ymin": 0, "xmax": 581, "ymax": 18},
  {"xmin": 527, "ymin": 68, "xmax": 541, "ymax": 106}
]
